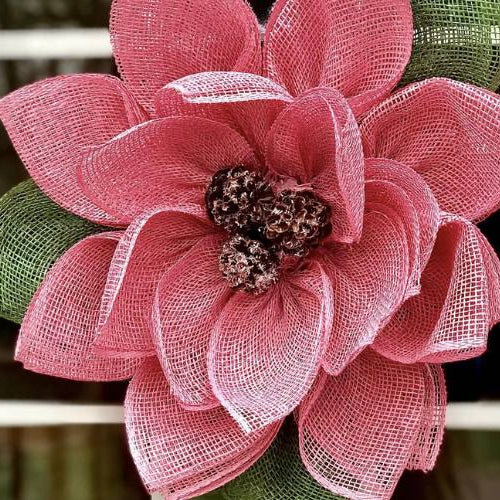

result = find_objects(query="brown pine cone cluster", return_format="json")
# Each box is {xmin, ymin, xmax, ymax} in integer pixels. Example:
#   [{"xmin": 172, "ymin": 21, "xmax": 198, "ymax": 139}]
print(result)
[
  {"xmin": 206, "ymin": 167, "xmax": 332, "ymax": 294},
  {"xmin": 260, "ymin": 190, "xmax": 332, "ymax": 257}
]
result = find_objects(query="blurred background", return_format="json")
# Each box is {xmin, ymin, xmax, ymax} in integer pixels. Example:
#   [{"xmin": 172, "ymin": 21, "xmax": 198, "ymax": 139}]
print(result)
[{"xmin": 1, "ymin": 0, "xmax": 500, "ymax": 499}]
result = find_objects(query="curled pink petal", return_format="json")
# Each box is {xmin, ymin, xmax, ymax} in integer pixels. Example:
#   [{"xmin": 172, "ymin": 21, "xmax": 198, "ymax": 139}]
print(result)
[
  {"xmin": 95, "ymin": 208, "xmax": 214, "ymax": 359},
  {"xmin": 298, "ymin": 350, "xmax": 445, "ymax": 499},
  {"xmin": 156, "ymin": 72, "xmax": 292, "ymax": 159},
  {"xmin": 125, "ymin": 358, "xmax": 281, "ymax": 498},
  {"xmin": 79, "ymin": 117, "xmax": 258, "ymax": 223},
  {"xmin": 0, "ymin": 74, "xmax": 147, "ymax": 224},
  {"xmin": 209, "ymin": 262, "xmax": 333, "ymax": 432},
  {"xmin": 373, "ymin": 215, "xmax": 500, "ymax": 364},
  {"xmin": 366, "ymin": 158, "xmax": 440, "ymax": 272},
  {"xmin": 160, "ymin": 72, "xmax": 293, "ymax": 104},
  {"xmin": 264, "ymin": 0, "xmax": 413, "ymax": 116},
  {"xmin": 16, "ymin": 232, "xmax": 139, "ymax": 381},
  {"xmin": 111, "ymin": 0, "xmax": 262, "ymax": 112},
  {"xmin": 361, "ymin": 78, "xmax": 500, "ymax": 221},
  {"xmin": 266, "ymin": 87, "xmax": 364, "ymax": 243},
  {"xmin": 320, "ymin": 200, "xmax": 410, "ymax": 375},
  {"xmin": 153, "ymin": 235, "xmax": 230, "ymax": 410},
  {"xmin": 407, "ymin": 364, "xmax": 446, "ymax": 472}
]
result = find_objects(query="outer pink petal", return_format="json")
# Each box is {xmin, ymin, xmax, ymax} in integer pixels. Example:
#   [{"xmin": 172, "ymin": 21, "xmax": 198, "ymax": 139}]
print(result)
[
  {"xmin": 0, "ymin": 74, "xmax": 147, "ymax": 225},
  {"xmin": 373, "ymin": 214, "xmax": 500, "ymax": 364},
  {"xmin": 125, "ymin": 358, "xmax": 281, "ymax": 498},
  {"xmin": 94, "ymin": 208, "xmax": 215, "ymax": 359},
  {"xmin": 361, "ymin": 78, "xmax": 500, "ymax": 222},
  {"xmin": 365, "ymin": 158, "xmax": 440, "ymax": 272},
  {"xmin": 153, "ymin": 234, "xmax": 230, "ymax": 410},
  {"xmin": 110, "ymin": 0, "xmax": 262, "ymax": 113},
  {"xmin": 320, "ymin": 181, "xmax": 413, "ymax": 375},
  {"xmin": 16, "ymin": 232, "xmax": 139, "ymax": 381},
  {"xmin": 79, "ymin": 117, "xmax": 258, "ymax": 223},
  {"xmin": 208, "ymin": 262, "xmax": 333, "ymax": 432},
  {"xmin": 298, "ymin": 350, "xmax": 446, "ymax": 500},
  {"xmin": 264, "ymin": 0, "xmax": 413, "ymax": 116},
  {"xmin": 407, "ymin": 364, "xmax": 446, "ymax": 472},
  {"xmin": 155, "ymin": 72, "xmax": 293, "ymax": 160},
  {"xmin": 266, "ymin": 87, "xmax": 364, "ymax": 243}
]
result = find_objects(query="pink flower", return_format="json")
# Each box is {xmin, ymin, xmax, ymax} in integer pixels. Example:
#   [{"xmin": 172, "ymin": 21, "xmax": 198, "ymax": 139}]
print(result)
[{"xmin": 1, "ymin": 1, "xmax": 500, "ymax": 499}]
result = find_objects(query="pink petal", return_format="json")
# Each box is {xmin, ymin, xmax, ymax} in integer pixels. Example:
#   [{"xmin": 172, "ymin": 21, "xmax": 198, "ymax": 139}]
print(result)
[
  {"xmin": 361, "ymin": 78, "xmax": 500, "ymax": 221},
  {"xmin": 125, "ymin": 358, "xmax": 281, "ymax": 498},
  {"xmin": 298, "ymin": 350, "xmax": 446, "ymax": 499},
  {"xmin": 366, "ymin": 158, "xmax": 440, "ymax": 272},
  {"xmin": 407, "ymin": 364, "xmax": 446, "ymax": 472},
  {"xmin": 266, "ymin": 87, "xmax": 364, "ymax": 243},
  {"xmin": 110, "ymin": 0, "xmax": 262, "ymax": 113},
  {"xmin": 208, "ymin": 262, "xmax": 333, "ymax": 432},
  {"xmin": 153, "ymin": 234, "xmax": 230, "ymax": 410},
  {"xmin": 94, "ymin": 208, "xmax": 215, "ymax": 359},
  {"xmin": 264, "ymin": 0, "xmax": 413, "ymax": 116},
  {"xmin": 79, "ymin": 117, "xmax": 258, "ymax": 223},
  {"xmin": 155, "ymin": 72, "xmax": 293, "ymax": 160},
  {"xmin": 320, "ymin": 182, "xmax": 412, "ymax": 375},
  {"xmin": 0, "ymin": 75, "xmax": 147, "ymax": 225},
  {"xmin": 16, "ymin": 232, "xmax": 139, "ymax": 381},
  {"xmin": 373, "ymin": 214, "xmax": 500, "ymax": 364}
]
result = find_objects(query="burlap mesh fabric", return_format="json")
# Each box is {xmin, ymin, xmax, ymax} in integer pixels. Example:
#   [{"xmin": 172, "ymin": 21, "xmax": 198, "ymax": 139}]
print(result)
[
  {"xmin": 0, "ymin": 180, "xmax": 103, "ymax": 324},
  {"xmin": 221, "ymin": 419, "xmax": 343, "ymax": 499},
  {"xmin": 402, "ymin": 0, "xmax": 500, "ymax": 90}
]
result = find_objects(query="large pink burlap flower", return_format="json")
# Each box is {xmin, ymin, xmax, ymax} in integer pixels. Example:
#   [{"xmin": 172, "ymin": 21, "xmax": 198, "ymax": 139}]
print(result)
[{"xmin": 1, "ymin": 1, "xmax": 500, "ymax": 499}]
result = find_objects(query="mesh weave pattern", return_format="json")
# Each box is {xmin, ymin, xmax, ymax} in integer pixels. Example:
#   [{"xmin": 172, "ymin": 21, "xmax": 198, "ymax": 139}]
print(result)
[
  {"xmin": 264, "ymin": 0, "xmax": 413, "ymax": 116},
  {"xmin": 298, "ymin": 351, "xmax": 446, "ymax": 500},
  {"xmin": 0, "ymin": 180, "xmax": 103, "ymax": 324},
  {"xmin": 125, "ymin": 358, "xmax": 281, "ymax": 498},
  {"xmin": 222, "ymin": 418, "xmax": 342, "ymax": 499},
  {"xmin": 361, "ymin": 78, "xmax": 500, "ymax": 222},
  {"xmin": 0, "ymin": 74, "xmax": 147, "ymax": 224},
  {"xmin": 402, "ymin": 0, "xmax": 500, "ymax": 90},
  {"xmin": 16, "ymin": 231, "xmax": 140, "ymax": 381},
  {"xmin": 110, "ymin": 0, "xmax": 261, "ymax": 113},
  {"xmin": 374, "ymin": 215, "xmax": 500, "ymax": 364}
]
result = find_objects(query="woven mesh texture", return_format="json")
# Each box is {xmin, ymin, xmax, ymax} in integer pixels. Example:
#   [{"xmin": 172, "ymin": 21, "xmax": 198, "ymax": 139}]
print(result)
[
  {"xmin": 402, "ymin": 0, "xmax": 500, "ymax": 90},
  {"xmin": 374, "ymin": 214, "xmax": 500, "ymax": 364},
  {"xmin": 298, "ymin": 351, "xmax": 446, "ymax": 500},
  {"xmin": 125, "ymin": 358, "xmax": 281, "ymax": 498},
  {"xmin": 80, "ymin": 117, "xmax": 258, "ymax": 225},
  {"xmin": 0, "ymin": 74, "xmax": 147, "ymax": 225},
  {"xmin": 0, "ymin": 180, "xmax": 103, "ymax": 324},
  {"xmin": 221, "ymin": 418, "xmax": 343, "ymax": 499},
  {"xmin": 361, "ymin": 78, "xmax": 500, "ymax": 222},
  {"xmin": 16, "ymin": 231, "xmax": 140, "ymax": 381},
  {"xmin": 264, "ymin": 0, "xmax": 413, "ymax": 116},
  {"xmin": 110, "ymin": 0, "xmax": 261, "ymax": 113},
  {"xmin": 94, "ymin": 208, "xmax": 216, "ymax": 361},
  {"xmin": 208, "ymin": 262, "xmax": 333, "ymax": 433}
]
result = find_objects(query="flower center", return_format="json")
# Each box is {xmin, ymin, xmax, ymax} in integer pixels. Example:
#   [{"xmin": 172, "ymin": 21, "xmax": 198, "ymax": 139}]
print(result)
[
  {"xmin": 206, "ymin": 167, "xmax": 332, "ymax": 294},
  {"xmin": 205, "ymin": 166, "xmax": 274, "ymax": 234},
  {"xmin": 219, "ymin": 235, "xmax": 279, "ymax": 294},
  {"xmin": 261, "ymin": 190, "xmax": 332, "ymax": 257}
]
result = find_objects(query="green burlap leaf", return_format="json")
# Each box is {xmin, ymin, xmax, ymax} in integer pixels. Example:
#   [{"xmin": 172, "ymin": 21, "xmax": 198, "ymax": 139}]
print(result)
[
  {"xmin": 402, "ymin": 0, "xmax": 500, "ymax": 90},
  {"xmin": 219, "ymin": 419, "xmax": 343, "ymax": 500},
  {"xmin": 0, "ymin": 180, "xmax": 104, "ymax": 324}
]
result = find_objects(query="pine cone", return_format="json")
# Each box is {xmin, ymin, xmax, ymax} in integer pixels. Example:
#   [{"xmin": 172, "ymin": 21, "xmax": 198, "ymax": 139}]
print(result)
[
  {"xmin": 219, "ymin": 235, "xmax": 280, "ymax": 294},
  {"xmin": 261, "ymin": 190, "xmax": 332, "ymax": 256},
  {"xmin": 205, "ymin": 166, "xmax": 274, "ymax": 234}
]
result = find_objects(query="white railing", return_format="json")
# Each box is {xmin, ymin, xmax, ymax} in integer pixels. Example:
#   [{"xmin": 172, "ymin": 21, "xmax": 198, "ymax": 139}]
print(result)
[
  {"xmin": 0, "ymin": 29, "xmax": 112, "ymax": 59},
  {"xmin": 1, "ymin": 401, "xmax": 500, "ymax": 429}
]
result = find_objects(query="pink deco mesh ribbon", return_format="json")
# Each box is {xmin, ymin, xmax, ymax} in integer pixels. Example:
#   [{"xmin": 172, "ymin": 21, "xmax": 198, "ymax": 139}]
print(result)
[{"xmin": 0, "ymin": 1, "xmax": 500, "ymax": 499}]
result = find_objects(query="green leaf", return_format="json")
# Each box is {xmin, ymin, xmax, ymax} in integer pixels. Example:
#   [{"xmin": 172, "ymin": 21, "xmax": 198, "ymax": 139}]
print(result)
[
  {"xmin": 0, "ymin": 180, "xmax": 104, "ymax": 324},
  {"xmin": 402, "ymin": 0, "xmax": 500, "ymax": 90}
]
